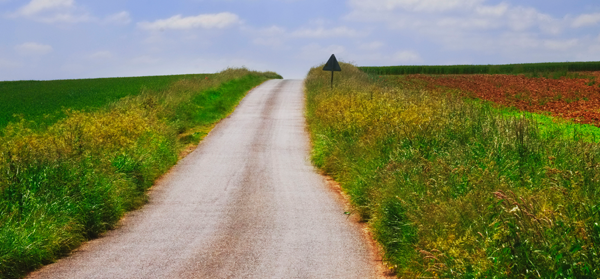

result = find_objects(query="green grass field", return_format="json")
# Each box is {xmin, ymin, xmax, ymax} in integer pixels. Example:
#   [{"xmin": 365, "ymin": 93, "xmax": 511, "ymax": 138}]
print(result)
[
  {"xmin": 306, "ymin": 63, "xmax": 600, "ymax": 278},
  {"xmin": 0, "ymin": 69, "xmax": 281, "ymax": 278},
  {"xmin": 485, "ymin": 102, "xmax": 600, "ymax": 143},
  {"xmin": 0, "ymin": 74, "xmax": 211, "ymax": 129}
]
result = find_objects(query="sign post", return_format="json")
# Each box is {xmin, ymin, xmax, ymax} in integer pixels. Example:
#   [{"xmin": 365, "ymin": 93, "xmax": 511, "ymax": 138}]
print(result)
[{"xmin": 323, "ymin": 54, "xmax": 341, "ymax": 89}]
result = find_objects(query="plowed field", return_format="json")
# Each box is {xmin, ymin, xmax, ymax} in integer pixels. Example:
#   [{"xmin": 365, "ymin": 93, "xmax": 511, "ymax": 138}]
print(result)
[{"xmin": 397, "ymin": 72, "xmax": 600, "ymax": 126}]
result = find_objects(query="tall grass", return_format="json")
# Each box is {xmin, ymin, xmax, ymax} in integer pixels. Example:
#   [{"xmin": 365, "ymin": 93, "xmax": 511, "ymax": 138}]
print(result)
[
  {"xmin": 359, "ymin": 61, "xmax": 600, "ymax": 76},
  {"xmin": 0, "ymin": 68, "xmax": 281, "ymax": 278},
  {"xmin": 305, "ymin": 63, "xmax": 600, "ymax": 278}
]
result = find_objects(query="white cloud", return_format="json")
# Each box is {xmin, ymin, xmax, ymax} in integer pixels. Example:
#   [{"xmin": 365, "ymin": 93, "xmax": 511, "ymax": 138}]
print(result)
[
  {"xmin": 257, "ymin": 26, "xmax": 286, "ymax": 36},
  {"xmin": 589, "ymin": 35, "xmax": 600, "ymax": 54},
  {"xmin": 38, "ymin": 13, "xmax": 91, "ymax": 23},
  {"xmin": 9, "ymin": 0, "xmax": 134, "ymax": 24},
  {"xmin": 543, "ymin": 39, "xmax": 579, "ymax": 51},
  {"xmin": 506, "ymin": 6, "xmax": 557, "ymax": 33},
  {"xmin": 138, "ymin": 12, "xmax": 240, "ymax": 31},
  {"xmin": 242, "ymin": 25, "xmax": 285, "ymax": 37},
  {"xmin": 104, "ymin": 11, "xmax": 131, "ymax": 25},
  {"xmin": 10, "ymin": 0, "xmax": 92, "ymax": 23},
  {"xmin": 247, "ymin": 25, "xmax": 362, "ymax": 49},
  {"xmin": 89, "ymin": 51, "xmax": 113, "ymax": 60},
  {"xmin": 291, "ymin": 26, "xmax": 360, "ymax": 38},
  {"xmin": 0, "ymin": 58, "xmax": 20, "ymax": 69},
  {"xmin": 359, "ymin": 41, "xmax": 385, "ymax": 50},
  {"xmin": 248, "ymin": 24, "xmax": 363, "ymax": 51},
  {"xmin": 349, "ymin": 0, "xmax": 484, "ymax": 13},
  {"xmin": 253, "ymin": 37, "xmax": 284, "ymax": 48},
  {"xmin": 131, "ymin": 56, "xmax": 161, "ymax": 65},
  {"xmin": 475, "ymin": 3, "xmax": 508, "ymax": 17},
  {"xmin": 572, "ymin": 13, "xmax": 600, "ymax": 28},
  {"xmin": 393, "ymin": 50, "xmax": 421, "ymax": 63},
  {"xmin": 346, "ymin": 0, "xmax": 569, "ymax": 57},
  {"xmin": 435, "ymin": 17, "xmax": 499, "ymax": 30},
  {"xmin": 243, "ymin": 26, "xmax": 287, "ymax": 48},
  {"xmin": 14, "ymin": 42, "xmax": 53, "ymax": 56},
  {"xmin": 436, "ymin": 31, "xmax": 584, "ymax": 56},
  {"xmin": 300, "ymin": 43, "xmax": 346, "ymax": 59},
  {"xmin": 15, "ymin": 0, "xmax": 74, "ymax": 16},
  {"xmin": 347, "ymin": 0, "xmax": 561, "ymax": 34}
]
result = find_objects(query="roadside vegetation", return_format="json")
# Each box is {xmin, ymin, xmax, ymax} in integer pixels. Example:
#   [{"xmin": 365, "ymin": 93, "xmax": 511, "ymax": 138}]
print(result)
[
  {"xmin": 0, "ymin": 69, "xmax": 281, "ymax": 278},
  {"xmin": 305, "ymin": 63, "xmax": 600, "ymax": 278}
]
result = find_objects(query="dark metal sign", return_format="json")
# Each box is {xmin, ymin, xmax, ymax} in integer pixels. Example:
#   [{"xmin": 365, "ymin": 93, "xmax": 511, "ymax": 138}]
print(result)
[
  {"xmin": 323, "ymin": 54, "xmax": 341, "ymax": 71},
  {"xmin": 323, "ymin": 54, "xmax": 341, "ymax": 88}
]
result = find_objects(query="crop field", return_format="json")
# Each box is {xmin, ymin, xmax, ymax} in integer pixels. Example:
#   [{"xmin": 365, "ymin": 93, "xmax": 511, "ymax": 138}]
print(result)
[
  {"xmin": 306, "ymin": 63, "xmax": 600, "ymax": 278},
  {"xmin": 397, "ymin": 72, "xmax": 600, "ymax": 126},
  {"xmin": 0, "ymin": 74, "xmax": 210, "ymax": 129},
  {"xmin": 359, "ymin": 61, "xmax": 600, "ymax": 75},
  {"xmin": 0, "ymin": 69, "xmax": 281, "ymax": 278}
]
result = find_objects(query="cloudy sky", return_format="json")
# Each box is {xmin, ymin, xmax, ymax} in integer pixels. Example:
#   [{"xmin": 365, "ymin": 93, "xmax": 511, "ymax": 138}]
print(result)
[{"xmin": 1, "ymin": 0, "xmax": 600, "ymax": 80}]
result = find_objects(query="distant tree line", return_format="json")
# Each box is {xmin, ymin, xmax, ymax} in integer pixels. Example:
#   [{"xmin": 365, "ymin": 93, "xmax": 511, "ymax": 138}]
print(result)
[{"xmin": 359, "ymin": 61, "xmax": 600, "ymax": 75}]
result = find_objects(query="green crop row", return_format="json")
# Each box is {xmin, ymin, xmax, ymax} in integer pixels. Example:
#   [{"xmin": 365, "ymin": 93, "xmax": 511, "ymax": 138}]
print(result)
[
  {"xmin": 305, "ymin": 63, "xmax": 600, "ymax": 278},
  {"xmin": 0, "ymin": 69, "xmax": 282, "ymax": 279},
  {"xmin": 359, "ymin": 61, "xmax": 600, "ymax": 75},
  {"xmin": 479, "ymin": 100, "xmax": 600, "ymax": 144},
  {"xmin": 0, "ymin": 74, "xmax": 209, "ymax": 130}
]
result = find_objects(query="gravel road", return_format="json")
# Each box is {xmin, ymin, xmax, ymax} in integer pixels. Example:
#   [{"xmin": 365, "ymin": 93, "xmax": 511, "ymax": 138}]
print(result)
[{"xmin": 28, "ymin": 80, "xmax": 382, "ymax": 279}]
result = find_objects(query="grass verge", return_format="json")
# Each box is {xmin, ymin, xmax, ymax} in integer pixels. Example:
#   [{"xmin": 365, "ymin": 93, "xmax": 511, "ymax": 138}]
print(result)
[
  {"xmin": 0, "ymin": 68, "xmax": 281, "ymax": 279},
  {"xmin": 306, "ymin": 63, "xmax": 600, "ymax": 278}
]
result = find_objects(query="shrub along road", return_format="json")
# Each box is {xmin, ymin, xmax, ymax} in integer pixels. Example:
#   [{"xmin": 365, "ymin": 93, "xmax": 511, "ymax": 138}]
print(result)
[{"xmin": 27, "ymin": 80, "xmax": 382, "ymax": 278}]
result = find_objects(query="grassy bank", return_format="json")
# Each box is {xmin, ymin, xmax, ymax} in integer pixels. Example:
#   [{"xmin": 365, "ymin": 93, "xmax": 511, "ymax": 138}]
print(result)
[
  {"xmin": 359, "ymin": 61, "xmax": 600, "ymax": 76},
  {"xmin": 0, "ymin": 69, "xmax": 281, "ymax": 278},
  {"xmin": 305, "ymin": 63, "xmax": 600, "ymax": 278}
]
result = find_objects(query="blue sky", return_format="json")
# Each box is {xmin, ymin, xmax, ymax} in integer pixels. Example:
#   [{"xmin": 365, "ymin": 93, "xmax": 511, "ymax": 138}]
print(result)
[{"xmin": 1, "ymin": 0, "xmax": 600, "ymax": 80}]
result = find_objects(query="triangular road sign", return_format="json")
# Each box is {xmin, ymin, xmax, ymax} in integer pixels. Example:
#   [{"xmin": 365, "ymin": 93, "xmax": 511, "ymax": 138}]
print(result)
[{"xmin": 323, "ymin": 54, "xmax": 341, "ymax": 71}]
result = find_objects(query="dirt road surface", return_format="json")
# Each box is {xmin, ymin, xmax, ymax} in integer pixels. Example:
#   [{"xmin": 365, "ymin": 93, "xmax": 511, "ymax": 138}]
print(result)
[{"xmin": 28, "ymin": 80, "xmax": 383, "ymax": 279}]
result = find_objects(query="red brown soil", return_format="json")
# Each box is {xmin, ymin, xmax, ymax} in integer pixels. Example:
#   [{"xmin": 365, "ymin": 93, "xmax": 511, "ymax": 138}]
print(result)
[{"xmin": 397, "ymin": 72, "xmax": 600, "ymax": 126}]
